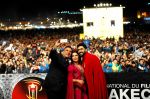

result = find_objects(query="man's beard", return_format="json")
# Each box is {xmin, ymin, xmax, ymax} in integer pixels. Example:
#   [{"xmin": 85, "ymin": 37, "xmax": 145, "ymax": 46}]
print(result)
[{"xmin": 79, "ymin": 52, "xmax": 84, "ymax": 57}]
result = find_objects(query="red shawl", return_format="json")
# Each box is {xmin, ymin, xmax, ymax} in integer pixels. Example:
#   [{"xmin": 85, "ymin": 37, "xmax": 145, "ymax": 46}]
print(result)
[{"xmin": 82, "ymin": 52, "xmax": 108, "ymax": 99}]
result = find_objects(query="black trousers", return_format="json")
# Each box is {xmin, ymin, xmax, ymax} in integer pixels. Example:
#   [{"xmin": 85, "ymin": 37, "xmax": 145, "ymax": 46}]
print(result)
[{"xmin": 45, "ymin": 85, "xmax": 67, "ymax": 99}]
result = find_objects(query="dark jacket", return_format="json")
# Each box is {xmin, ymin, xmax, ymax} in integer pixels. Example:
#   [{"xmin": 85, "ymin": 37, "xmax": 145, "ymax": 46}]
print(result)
[
  {"xmin": 43, "ymin": 49, "xmax": 69, "ymax": 99},
  {"xmin": 0, "ymin": 64, "xmax": 6, "ymax": 73}
]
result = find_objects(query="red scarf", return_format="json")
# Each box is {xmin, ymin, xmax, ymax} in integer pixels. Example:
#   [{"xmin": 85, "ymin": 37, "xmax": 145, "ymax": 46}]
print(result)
[{"xmin": 82, "ymin": 52, "xmax": 108, "ymax": 99}]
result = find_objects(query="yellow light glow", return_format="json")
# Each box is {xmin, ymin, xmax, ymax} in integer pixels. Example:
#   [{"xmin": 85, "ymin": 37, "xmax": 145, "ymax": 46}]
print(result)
[{"xmin": 137, "ymin": 15, "xmax": 141, "ymax": 19}]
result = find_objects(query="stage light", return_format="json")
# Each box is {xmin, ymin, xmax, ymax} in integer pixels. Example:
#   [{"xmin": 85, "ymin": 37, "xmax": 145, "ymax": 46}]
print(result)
[
  {"xmin": 100, "ymin": 3, "xmax": 103, "ymax": 7},
  {"xmin": 74, "ymin": 21, "xmax": 77, "ymax": 24},
  {"xmin": 106, "ymin": 3, "xmax": 109, "ymax": 7},
  {"xmin": 110, "ymin": 3, "xmax": 112, "ymax": 6}
]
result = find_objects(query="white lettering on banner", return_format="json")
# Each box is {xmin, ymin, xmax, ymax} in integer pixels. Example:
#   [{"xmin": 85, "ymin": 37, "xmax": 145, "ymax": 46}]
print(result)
[
  {"xmin": 109, "ymin": 89, "xmax": 119, "ymax": 99},
  {"xmin": 141, "ymin": 89, "xmax": 150, "ymax": 99},
  {"xmin": 141, "ymin": 84, "xmax": 150, "ymax": 88},
  {"xmin": 107, "ymin": 84, "xmax": 130, "ymax": 88},
  {"xmin": 132, "ymin": 84, "xmax": 140, "ymax": 88},
  {"xmin": 120, "ymin": 89, "xmax": 130, "ymax": 99},
  {"xmin": 109, "ymin": 89, "xmax": 150, "ymax": 99},
  {"xmin": 131, "ymin": 89, "xmax": 140, "ymax": 99}
]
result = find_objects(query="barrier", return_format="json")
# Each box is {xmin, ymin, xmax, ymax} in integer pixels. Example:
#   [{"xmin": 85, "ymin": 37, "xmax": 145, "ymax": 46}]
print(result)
[
  {"xmin": 106, "ymin": 72, "xmax": 150, "ymax": 99},
  {"xmin": 0, "ymin": 73, "xmax": 150, "ymax": 99}
]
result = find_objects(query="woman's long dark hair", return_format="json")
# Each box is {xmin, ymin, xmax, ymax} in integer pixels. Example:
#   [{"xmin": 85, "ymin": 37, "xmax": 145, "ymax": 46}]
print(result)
[{"xmin": 70, "ymin": 50, "xmax": 82, "ymax": 65}]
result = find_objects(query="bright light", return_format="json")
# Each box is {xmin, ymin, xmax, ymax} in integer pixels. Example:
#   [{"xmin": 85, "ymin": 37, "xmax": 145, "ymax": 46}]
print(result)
[
  {"xmin": 94, "ymin": 4, "xmax": 96, "ymax": 7},
  {"xmin": 106, "ymin": 3, "xmax": 109, "ymax": 6},
  {"xmin": 123, "ymin": 21, "xmax": 130, "ymax": 24},
  {"xmin": 93, "ymin": 3, "xmax": 113, "ymax": 7},
  {"xmin": 137, "ymin": 15, "xmax": 141, "ymax": 19},
  {"xmin": 142, "ymin": 12, "xmax": 147, "ymax": 17},
  {"xmin": 0, "ymin": 23, "xmax": 3, "ymax": 26},
  {"xmin": 67, "ymin": 19, "xmax": 70, "ymax": 23},
  {"xmin": 100, "ymin": 3, "xmax": 103, "ymax": 7},
  {"xmin": 47, "ymin": 18, "xmax": 50, "ymax": 21},
  {"xmin": 80, "ymin": 9, "xmax": 83, "ymax": 11},
  {"xmin": 144, "ymin": 17, "xmax": 150, "ymax": 20}
]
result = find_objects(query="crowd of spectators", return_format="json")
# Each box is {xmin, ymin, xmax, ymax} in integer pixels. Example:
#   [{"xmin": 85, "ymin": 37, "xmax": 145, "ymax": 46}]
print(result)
[{"xmin": 0, "ymin": 27, "xmax": 150, "ymax": 74}]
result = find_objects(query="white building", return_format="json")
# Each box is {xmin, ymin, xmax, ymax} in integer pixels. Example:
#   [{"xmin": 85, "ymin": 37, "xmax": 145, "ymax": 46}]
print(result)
[{"xmin": 83, "ymin": 7, "xmax": 124, "ymax": 40}]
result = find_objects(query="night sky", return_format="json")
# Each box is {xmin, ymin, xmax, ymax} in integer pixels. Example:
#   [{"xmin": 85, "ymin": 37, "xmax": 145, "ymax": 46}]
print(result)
[{"xmin": 0, "ymin": 0, "xmax": 149, "ymax": 20}]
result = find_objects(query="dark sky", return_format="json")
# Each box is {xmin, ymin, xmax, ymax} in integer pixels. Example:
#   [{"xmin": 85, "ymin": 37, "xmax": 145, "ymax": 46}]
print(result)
[
  {"xmin": 0, "ymin": 0, "xmax": 149, "ymax": 20},
  {"xmin": 0, "ymin": 0, "xmax": 83, "ymax": 17}
]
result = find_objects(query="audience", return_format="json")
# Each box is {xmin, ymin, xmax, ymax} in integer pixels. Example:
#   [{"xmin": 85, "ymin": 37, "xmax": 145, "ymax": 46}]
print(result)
[{"xmin": 0, "ymin": 28, "xmax": 150, "ymax": 73}]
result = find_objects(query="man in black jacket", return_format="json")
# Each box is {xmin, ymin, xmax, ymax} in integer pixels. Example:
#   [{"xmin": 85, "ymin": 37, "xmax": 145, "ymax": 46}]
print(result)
[{"xmin": 43, "ymin": 41, "xmax": 72, "ymax": 99}]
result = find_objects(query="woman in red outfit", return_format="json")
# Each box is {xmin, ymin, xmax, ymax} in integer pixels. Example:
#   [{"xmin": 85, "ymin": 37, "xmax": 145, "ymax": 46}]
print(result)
[{"xmin": 66, "ymin": 51, "xmax": 88, "ymax": 99}]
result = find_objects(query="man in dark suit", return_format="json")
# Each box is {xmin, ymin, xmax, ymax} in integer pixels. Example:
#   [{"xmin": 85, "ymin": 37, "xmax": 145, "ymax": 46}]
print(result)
[{"xmin": 43, "ymin": 40, "xmax": 72, "ymax": 99}]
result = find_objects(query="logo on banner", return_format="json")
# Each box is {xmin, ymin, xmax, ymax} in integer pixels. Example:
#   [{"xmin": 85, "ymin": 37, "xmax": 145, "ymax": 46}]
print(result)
[
  {"xmin": 24, "ymin": 79, "xmax": 43, "ymax": 99},
  {"xmin": 12, "ymin": 77, "xmax": 47, "ymax": 99}
]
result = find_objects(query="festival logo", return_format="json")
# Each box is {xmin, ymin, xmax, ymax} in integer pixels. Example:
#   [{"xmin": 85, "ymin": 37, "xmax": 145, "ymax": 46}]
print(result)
[{"xmin": 12, "ymin": 77, "xmax": 47, "ymax": 99}]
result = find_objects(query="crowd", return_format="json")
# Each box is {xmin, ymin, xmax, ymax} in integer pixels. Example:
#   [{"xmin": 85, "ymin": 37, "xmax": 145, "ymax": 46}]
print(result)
[
  {"xmin": 0, "ymin": 28, "xmax": 81, "ymax": 74},
  {"xmin": 0, "ymin": 27, "xmax": 150, "ymax": 74}
]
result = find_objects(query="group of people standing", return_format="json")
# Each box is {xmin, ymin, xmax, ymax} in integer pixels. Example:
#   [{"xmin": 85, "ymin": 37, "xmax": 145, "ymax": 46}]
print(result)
[{"xmin": 43, "ymin": 40, "xmax": 108, "ymax": 99}]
